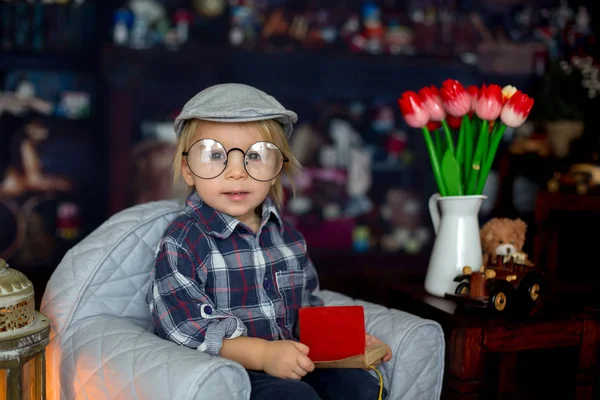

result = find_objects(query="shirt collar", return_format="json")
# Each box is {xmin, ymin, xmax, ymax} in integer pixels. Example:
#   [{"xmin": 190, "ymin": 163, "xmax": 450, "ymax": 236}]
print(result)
[{"xmin": 185, "ymin": 190, "xmax": 284, "ymax": 239}]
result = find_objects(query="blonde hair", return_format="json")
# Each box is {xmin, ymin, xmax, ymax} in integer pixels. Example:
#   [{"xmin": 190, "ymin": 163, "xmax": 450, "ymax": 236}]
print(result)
[{"xmin": 173, "ymin": 119, "xmax": 300, "ymax": 208}]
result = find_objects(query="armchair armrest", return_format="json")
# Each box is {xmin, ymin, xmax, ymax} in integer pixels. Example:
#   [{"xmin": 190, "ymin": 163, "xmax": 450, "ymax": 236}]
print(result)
[
  {"xmin": 55, "ymin": 315, "xmax": 250, "ymax": 400},
  {"xmin": 318, "ymin": 290, "xmax": 445, "ymax": 400}
]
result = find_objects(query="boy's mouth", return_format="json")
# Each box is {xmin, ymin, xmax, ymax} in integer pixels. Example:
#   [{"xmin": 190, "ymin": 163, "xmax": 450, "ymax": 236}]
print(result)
[{"xmin": 222, "ymin": 191, "xmax": 250, "ymax": 200}]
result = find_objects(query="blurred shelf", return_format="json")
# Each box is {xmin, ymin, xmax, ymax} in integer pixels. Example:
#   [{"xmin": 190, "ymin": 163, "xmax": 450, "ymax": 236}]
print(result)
[
  {"xmin": 371, "ymin": 161, "xmax": 414, "ymax": 172},
  {"xmin": 310, "ymin": 248, "xmax": 429, "ymax": 273},
  {"xmin": 0, "ymin": 51, "xmax": 98, "ymax": 72},
  {"xmin": 101, "ymin": 44, "xmax": 483, "ymax": 99},
  {"xmin": 312, "ymin": 248, "xmax": 429, "ymax": 303}
]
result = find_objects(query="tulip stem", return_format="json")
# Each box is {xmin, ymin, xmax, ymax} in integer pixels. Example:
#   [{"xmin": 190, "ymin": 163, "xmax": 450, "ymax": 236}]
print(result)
[
  {"xmin": 422, "ymin": 126, "xmax": 447, "ymax": 196},
  {"xmin": 441, "ymin": 119, "xmax": 455, "ymax": 156},
  {"xmin": 455, "ymin": 115, "xmax": 468, "ymax": 186},
  {"xmin": 476, "ymin": 122, "xmax": 507, "ymax": 194},
  {"xmin": 464, "ymin": 117, "xmax": 473, "ymax": 185},
  {"xmin": 480, "ymin": 122, "xmax": 490, "ymax": 174},
  {"xmin": 455, "ymin": 116, "xmax": 466, "ymax": 165},
  {"xmin": 434, "ymin": 129, "xmax": 443, "ymax": 161},
  {"xmin": 466, "ymin": 119, "xmax": 488, "ymax": 195}
]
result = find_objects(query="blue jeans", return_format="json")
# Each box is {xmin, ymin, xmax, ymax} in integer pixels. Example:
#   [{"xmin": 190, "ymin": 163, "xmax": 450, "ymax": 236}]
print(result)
[{"xmin": 247, "ymin": 368, "xmax": 387, "ymax": 400}]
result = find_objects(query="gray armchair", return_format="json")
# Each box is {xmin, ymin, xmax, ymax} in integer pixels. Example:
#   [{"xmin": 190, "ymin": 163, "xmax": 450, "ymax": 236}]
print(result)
[{"xmin": 41, "ymin": 200, "xmax": 444, "ymax": 400}]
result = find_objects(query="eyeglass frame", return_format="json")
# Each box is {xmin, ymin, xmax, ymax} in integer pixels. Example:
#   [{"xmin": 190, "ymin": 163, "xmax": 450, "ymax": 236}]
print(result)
[{"xmin": 182, "ymin": 139, "xmax": 290, "ymax": 182}]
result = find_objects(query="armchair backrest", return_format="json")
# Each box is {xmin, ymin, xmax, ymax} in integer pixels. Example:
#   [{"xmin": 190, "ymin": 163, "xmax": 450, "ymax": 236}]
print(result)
[{"xmin": 40, "ymin": 200, "xmax": 184, "ymax": 336}]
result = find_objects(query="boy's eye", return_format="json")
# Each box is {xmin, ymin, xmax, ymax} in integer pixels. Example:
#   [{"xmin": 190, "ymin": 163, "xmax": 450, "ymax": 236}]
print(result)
[
  {"xmin": 210, "ymin": 152, "xmax": 224, "ymax": 160},
  {"xmin": 247, "ymin": 152, "xmax": 261, "ymax": 161}
]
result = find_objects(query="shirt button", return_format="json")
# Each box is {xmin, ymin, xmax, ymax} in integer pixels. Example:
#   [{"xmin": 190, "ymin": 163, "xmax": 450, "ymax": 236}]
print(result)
[
  {"xmin": 239, "ymin": 227, "xmax": 248, "ymax": 234},
  {"xmin": 200, "ymin": 304, "xmax": 213, "ymax": 318},
  {"xmin": 264, "ymin": 278, "xmax": 272, "ymax": 290}
]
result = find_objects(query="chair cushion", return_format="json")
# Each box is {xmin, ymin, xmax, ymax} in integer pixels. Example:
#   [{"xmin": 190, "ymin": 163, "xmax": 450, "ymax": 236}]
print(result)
[{"xmin": 41, "ymin": 200, "xmax": 184, "ymax": 335}]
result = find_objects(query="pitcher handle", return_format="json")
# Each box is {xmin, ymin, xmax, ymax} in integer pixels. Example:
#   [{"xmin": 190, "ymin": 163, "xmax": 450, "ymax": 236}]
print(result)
[{"xmin": 428, "ymin": 193, "xmax": 441, "ymax": 235}]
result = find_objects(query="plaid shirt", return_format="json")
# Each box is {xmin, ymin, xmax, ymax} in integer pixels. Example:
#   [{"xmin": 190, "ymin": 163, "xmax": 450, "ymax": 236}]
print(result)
[{"xmin": 147, "ymin": 191, "xmax": 323, "ymax": 356}]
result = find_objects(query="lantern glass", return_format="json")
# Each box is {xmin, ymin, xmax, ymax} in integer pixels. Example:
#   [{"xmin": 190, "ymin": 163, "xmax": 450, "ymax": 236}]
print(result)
[
  {"xmin": 0, "ymin": 314, "xmax": 49, "ymax": 400},
  {"xmin": 0, "ymin": 357, "xmax": 40, "ymax": 400},
  {"xmin": 0, "ymin": 260, "xmax": 49, "ymax": 399}
]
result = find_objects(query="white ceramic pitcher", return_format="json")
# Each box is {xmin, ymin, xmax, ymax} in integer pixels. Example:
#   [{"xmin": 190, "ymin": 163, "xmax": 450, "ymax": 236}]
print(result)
[{"xmin": 425, "ymin": 193, "xmax": 486, "ymax": 297}]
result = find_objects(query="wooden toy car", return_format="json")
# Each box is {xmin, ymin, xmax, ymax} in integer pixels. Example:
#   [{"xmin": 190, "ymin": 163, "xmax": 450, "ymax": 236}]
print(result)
[
  {"xmin": 445, "ymin": 254, "xmax": 546, "ymax": 313},
  {"xmin": 547, "ymin": 163, "xmax": 600, "ymax": 195}
]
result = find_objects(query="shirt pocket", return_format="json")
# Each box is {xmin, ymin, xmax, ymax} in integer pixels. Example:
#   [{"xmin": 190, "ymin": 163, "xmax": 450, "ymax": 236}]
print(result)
[{"xmin": 275, "ymin": 269, "xmax": 305, "ymax": 329}]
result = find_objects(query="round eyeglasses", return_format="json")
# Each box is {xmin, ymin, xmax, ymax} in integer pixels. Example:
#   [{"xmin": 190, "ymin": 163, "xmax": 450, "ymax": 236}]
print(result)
[{"xmin": 182, "ymin": 139, "xmax": 289, "ymax": 181}]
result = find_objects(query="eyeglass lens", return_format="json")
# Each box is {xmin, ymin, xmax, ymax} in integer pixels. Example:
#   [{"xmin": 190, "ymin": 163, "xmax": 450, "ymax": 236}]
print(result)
[{"xmin": 186, "ymin": 139, "xmax": 285, "ymax": 181}]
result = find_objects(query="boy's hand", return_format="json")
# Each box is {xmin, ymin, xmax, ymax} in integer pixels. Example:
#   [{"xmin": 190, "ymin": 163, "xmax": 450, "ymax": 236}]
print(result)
[
  {"xmin": 262, "ymin": 340, "xmax": 315, "ymax": 380},
  {"xmin": 366, "ymin": 333, "xmax": 393, "ymax": 363}
]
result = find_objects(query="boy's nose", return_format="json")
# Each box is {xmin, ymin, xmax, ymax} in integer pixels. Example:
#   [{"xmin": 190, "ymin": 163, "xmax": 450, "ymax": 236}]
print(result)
[{"xmin": 225, "ymin": 152, "xmax": 247, "ymax": 179}]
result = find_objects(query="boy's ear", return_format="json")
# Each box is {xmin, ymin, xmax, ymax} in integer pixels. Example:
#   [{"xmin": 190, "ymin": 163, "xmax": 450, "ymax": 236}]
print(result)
[{"xmin": 181, "ymin": 159, "xmax": 195, "ymax": 186}]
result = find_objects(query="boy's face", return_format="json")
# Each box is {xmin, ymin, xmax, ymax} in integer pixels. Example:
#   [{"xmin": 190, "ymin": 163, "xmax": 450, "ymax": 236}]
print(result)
[{"xmin": 182, "ymin": 121, "xmax": 275, "ymax": 230}]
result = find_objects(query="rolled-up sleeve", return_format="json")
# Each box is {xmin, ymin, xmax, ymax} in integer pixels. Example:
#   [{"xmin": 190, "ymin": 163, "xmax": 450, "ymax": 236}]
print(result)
[{"xmin": 150, "ymin": 237, "xmax": 246, "ymax": 356}]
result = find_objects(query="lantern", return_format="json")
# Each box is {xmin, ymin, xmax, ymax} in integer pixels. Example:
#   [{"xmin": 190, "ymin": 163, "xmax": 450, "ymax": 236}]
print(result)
[{"xmin": 0, "ymin": 259, "xmax": 49, "ymax": 399}]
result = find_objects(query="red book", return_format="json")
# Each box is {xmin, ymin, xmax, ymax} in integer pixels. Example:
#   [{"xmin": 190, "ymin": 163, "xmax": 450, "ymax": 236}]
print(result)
[
  {"xmin": 299, "ymin": 305, "xmax": 388, "ymax": 370},
  {"xmin": 299, "ymin": 305, "xmax": 366, "ymax": 362}
]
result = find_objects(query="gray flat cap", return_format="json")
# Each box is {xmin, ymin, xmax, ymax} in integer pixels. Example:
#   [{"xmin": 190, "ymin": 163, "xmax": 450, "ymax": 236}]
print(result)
[{"xmin": 174, "ymin": 83, "xmax": 298, "ymax": 137}]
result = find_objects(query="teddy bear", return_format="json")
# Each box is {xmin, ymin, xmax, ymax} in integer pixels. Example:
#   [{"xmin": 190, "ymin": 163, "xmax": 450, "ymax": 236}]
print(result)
[{"xmin": 479, "ymin": 217, "xmax": 528, "ymax": 263}]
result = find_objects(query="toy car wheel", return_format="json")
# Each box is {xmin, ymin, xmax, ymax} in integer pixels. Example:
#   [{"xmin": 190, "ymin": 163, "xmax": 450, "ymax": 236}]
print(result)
[
  {"xmin": 492, "ymin": 291, "xmax": 507, "ymax": 311},
  {"xmin": 488, "ymin": 281, "xmax": 515, "ymax": 313},
  {"xmin": 455, "ymin": 282, "xmax": 470, "ymax": 295},
  {"xmin": 529, "ymin": 284, "xmax": 541, "ymax": 300},
  {"xmin": 518, "ymin": 271, "xmax": 546, "ymax": 305}
]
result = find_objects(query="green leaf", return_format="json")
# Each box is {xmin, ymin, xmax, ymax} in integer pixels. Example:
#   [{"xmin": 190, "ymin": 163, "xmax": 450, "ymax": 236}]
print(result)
[{"xmin": 441, "ymin": 149, "xmax": 463, "ymax": 196}]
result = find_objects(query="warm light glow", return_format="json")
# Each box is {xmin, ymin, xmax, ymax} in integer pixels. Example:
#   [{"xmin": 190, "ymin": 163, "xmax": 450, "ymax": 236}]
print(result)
[{"xmin": 46, "ymin": 336, "xmax": 60, "ymax": 400}]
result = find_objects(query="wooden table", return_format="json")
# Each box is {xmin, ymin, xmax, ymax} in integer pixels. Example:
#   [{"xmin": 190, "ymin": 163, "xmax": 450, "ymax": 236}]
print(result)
[
  {"xmin": 388, "ymin": 284, "xmax": 600, "ymax": 400},
  {"xmin": 533, "ymin": 190, "xmax": 600, "ymax": 286}
]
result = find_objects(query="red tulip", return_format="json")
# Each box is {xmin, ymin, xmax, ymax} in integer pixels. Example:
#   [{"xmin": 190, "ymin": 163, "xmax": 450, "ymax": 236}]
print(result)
[
  {"xmin": 418, "ymin": 85, "xmax": 446, "ymax": 121},
  {"xmin": 439, "ymin": 79, "xmax": 471, "ymax": 117},
  {"xmin": 426, "ymin": 120, "xmax": 442, "ymax": 130},
  {"xmin": 475, "ymin": 84, "xmax": 503, "ymax": 120},
  {"xmin": 466, "ymin": 85, "xmax": 479, "ymax": 112},
  {"xmin": 500, "ymin": 91, "xmax": 534, "ymax": 128},
  {"xmin": 398, "ymin": 91, "xmax": 429, "ymax": 128},
  {"xmin": 446, "ymin": 114, "xmax": 463, "ymax": 129}
]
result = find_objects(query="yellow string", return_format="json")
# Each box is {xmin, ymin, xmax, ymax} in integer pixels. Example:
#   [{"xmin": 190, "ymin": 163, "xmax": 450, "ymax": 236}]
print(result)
[{"xmin": 369, "ymin": 366, "xmax": 384, "ymax": 400}]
